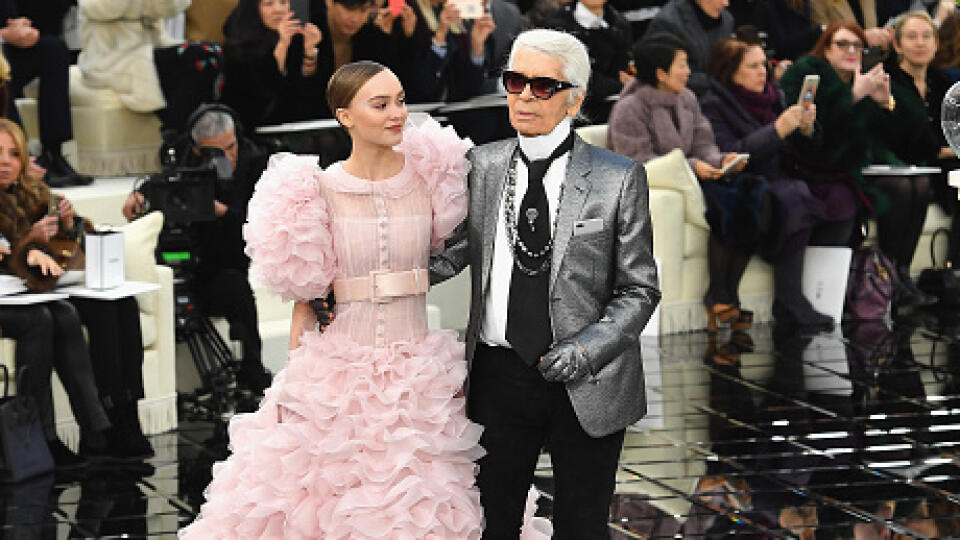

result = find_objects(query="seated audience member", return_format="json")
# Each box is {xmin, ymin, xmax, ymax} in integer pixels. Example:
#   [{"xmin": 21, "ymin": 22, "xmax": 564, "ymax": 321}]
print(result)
[
  {"xmin": 124, "ymin": 106, "xmax": 273, "ymax": 394},
  {"xmin": 0, "ymin": 0, "xmax": 91, "ymax": 187},
  {"xmin": 643, "ymin": 0, "xmax": 734, "ymax": 95},
  {"xmin": 887, "ymin": 12, "xmax": 959, "ymax": 261},
  {"xmin": 405, "ymin": 0, "xmax": 494, "ymax": 102},
  {"xmin": 0, "ymin": 119, "xmax": 152, "ymax": 467},
  {"xmin": 755, "ymin": 0, "xmax": 824, "ymax": 60},
  {"xmin": 780, "ymin": 22, "xmax": 937, "ymax": 307},
  {"xmin": 609, "ymin": 34, "xmax": 758, "ymax": 332},
  {"xmin": 221, "ymin": 0, "xmax": 326, "ymax": 128},
  {"xmin": 935, "ymin": 12, "xmax": 960, "ymax": 80},
  {"xmin": 808, "ymin": 0, "xmax": 894, "ymax": 48},
  {"xmin": 701, "ymin": 39, "xmax": 838, "ymax": 327},
  {"xmin": 543, "ymin": 0, "xmax": 633, "ymax": 120},
  {"xmin": 78, "ymin": 0, "xmax": 224, "ymax": 135}
]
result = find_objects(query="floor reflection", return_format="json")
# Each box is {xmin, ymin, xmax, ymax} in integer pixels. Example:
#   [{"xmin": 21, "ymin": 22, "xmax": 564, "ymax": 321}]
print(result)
[{"xmin": 9, "ymin": 321, "xmax": 960, "ymax": 538}]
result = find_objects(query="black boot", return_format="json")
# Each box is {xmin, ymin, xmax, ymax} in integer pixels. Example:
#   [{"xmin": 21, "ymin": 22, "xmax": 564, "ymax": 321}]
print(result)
[
  {"xmin": 104, "ymin": 399, "xmax": 153, "ymax": 460},
  {"xmin": 895, "ymin": 264, "xmax": 937, "ymax": 308},
  {"xmin": 48, "ymin": 438, "xmax": 88, "ymax": 470},
  {"xmin": 36, "ymin": 147, "xmax": 93, "ymax": 186},
  {"xmin": 237, "ymin": 360, "xmax": 272, "ymax": 395},
  {"xmin": 773, "ymin": 250, "xmax": 834, "ymax": 329}
]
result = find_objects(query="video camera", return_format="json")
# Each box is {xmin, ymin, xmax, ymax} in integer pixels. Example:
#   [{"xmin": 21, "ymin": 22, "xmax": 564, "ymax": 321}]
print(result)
[
  {"xmin": 134, "ymin": 145, "xmax": 234, "ymax": 274},
  {"xmin": 138, "ymin": 146, "xmax": 233, "ymax": 226}
]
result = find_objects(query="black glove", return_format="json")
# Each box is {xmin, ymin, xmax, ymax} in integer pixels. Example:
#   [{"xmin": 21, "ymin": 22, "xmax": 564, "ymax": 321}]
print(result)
[{"xmin": 538, "ymin": 340, "xmax": 592, "ymax": 382}]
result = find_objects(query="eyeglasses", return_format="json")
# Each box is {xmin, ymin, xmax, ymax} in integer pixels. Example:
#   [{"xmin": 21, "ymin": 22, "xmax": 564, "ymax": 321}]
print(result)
[
  {"xmin": 502, "ymin": 71, "xmax": 577, "ymax": 100},
  {"xmin": 832, "ymin": 39, "xmax": 864, "ymax": 52}
]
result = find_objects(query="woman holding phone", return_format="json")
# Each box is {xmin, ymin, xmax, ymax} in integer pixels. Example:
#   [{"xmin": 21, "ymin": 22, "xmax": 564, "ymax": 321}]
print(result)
[
  {"xmin": 701, "ymin": 38, "xmax": 839, "ymax": 327},
  {"xmin": 887, "ymin": 11, "xmax": 960, "ymax": 262},
  {"xmin": 610, "ymin": 33, "xmax": 761, "ymax": 333},
  {"xmin": 781, "ymin": 21, "xmax": 938, "ymax": 307}
]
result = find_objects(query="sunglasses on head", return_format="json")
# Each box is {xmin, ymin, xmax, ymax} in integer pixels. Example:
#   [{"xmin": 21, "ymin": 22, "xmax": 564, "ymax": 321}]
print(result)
[{"xmin": 502, "ymin": 71, "xmax": 577, "ymax": 100}]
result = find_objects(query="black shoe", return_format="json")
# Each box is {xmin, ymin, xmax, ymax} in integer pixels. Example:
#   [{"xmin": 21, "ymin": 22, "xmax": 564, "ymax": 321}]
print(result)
[
  {"xmin": 49, "ymin": 439, "xmax": 88, "ymax": 470},
  {"xmin": 117, "ymin": 402, "xmax": 154, "ymax": 459},
  {"xmin": 773, "ymin": 300, "xmax": 834, "ymax": 329},
  {"xmin": 237, "ymin": 362, "xmax": 272, "ymax": 395},
  {"xmin": 895, "ymin": 267, "xmax": 937, "ymax": 308},
  {"xmin": 37, "ymin": 149, "xmax": 94, "ymax": 186},
  {"xmin": 42, "ymin": 170, "xmax": 76, "ymax": 188}
]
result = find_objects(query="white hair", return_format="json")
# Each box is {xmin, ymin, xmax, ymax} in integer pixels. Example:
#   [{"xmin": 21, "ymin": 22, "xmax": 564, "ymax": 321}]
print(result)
[
  {"xmin": 191, "ymin": 111, "xmax": 235, "ymax": 142},
  {"xmin": 507, "ymin": 29, "xmax": 591, "ymax": 105}
]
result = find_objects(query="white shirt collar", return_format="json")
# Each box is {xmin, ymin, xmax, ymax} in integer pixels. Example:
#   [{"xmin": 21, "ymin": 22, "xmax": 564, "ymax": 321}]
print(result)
[
  {"xmin": 517, "ymin": 117, "xmax": 573, "ymax": 161},
  {"xmin": 573, "ymin": 1, "xmax": 608, "ymax": 29}
]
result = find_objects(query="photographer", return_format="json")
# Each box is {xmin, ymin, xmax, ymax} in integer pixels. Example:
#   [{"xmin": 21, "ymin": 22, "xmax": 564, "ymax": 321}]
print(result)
[{"xmin": 123, "ymin": 106, "xmax": 272, "ymax": 394}]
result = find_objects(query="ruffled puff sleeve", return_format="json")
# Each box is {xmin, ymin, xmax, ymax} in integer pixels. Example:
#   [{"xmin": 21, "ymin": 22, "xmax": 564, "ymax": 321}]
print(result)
[
  {"xmin": 243, "ymin": 153, "xmax": 337, "ymax": 302},
  {"xmin": 397, "ymin": 115, "xmax": 473, "ymax": 254}
]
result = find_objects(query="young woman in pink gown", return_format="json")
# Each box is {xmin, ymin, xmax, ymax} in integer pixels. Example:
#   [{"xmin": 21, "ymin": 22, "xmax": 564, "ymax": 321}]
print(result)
[{"xmin": 178, "ymin": 61, "xmax": 550, "ymax": 539}]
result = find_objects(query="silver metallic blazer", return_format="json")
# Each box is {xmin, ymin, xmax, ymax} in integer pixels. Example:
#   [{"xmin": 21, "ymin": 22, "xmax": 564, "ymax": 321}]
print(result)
[{"xmin": 430, "ymin": 134, "xmax": 661, "ymax": 437}]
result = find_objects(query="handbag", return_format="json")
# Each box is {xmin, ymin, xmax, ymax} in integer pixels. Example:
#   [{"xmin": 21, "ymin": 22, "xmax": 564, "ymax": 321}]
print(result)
[
  {"xmin": 0, "ymin": 364, "xmax": 54, "ymax": 483},
  {"xmin": 47, "ymin": 216, "xmax": 86, "ymax": 271},
  {"xmin": 844, "ymin": 244, "xmax": 897, "ymax": 320},
  {"xmin": 917, "ymin": 227, "xmax": 960, "ymax": 306}
]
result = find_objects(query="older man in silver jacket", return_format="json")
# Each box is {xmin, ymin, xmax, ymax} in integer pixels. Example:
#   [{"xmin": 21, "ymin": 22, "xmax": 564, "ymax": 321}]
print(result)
[{"xmin": 431, "ymin": 28, "xmax": 660, "ymax": 539}]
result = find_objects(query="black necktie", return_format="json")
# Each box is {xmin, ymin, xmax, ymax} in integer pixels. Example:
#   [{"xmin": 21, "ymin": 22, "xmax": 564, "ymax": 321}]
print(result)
[{"xmin": 506, "ymin": 132, "xmax": 574, "ymax": 365}]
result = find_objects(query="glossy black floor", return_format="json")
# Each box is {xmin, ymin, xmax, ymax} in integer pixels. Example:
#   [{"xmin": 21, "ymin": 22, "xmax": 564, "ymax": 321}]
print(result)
[{"xmin": 9, "ymin": 316, "xmax": 960, "ymax": 538}]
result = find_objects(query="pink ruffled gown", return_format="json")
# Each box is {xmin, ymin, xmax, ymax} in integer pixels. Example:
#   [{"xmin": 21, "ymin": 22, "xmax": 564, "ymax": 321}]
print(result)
[{"xmin": 178, "ymin": 119, "xmax": 550, "ymax": 539}]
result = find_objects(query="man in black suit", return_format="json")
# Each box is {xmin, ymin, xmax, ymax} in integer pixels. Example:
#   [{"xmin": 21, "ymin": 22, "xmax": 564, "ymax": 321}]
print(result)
[{"xmin": 0, "ymin": 0, "xmax": 92, "ymax": 187}]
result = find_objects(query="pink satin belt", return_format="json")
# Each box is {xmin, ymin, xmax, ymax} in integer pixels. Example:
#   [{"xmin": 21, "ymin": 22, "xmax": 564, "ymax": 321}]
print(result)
[{"xmin": 332, "ymin": 268, "xmax": 429, "ymax": 303}]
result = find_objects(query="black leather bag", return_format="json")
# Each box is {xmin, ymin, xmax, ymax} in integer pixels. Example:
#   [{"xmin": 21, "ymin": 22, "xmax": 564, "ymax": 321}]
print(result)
[
  {"xmin": 0, "ymin": 365, "xmax": 53, "ymax": 483},
  {"xmin": 918, "ymin": 228, "xmax": 960, "ymax": 306}
]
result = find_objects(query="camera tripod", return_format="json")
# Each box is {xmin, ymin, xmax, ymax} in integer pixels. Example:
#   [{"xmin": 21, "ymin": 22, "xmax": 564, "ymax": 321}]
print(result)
[{"xmin": 173, "ymin": 278, "xmax": 254, "ymax": 419}]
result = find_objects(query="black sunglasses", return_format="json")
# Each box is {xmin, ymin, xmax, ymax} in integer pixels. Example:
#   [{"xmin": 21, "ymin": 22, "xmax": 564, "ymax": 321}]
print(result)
[{"xmin": 502, "ymin": 71, "xmax": 577, "ymax": 99}]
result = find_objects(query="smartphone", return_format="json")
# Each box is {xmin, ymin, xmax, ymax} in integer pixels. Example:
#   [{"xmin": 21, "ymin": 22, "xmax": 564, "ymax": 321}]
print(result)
[
  {"xmin": 449, "ymin": 0, "xmax": 483, "ymax": 18},
  {"xmin": 290, "ymin": 0, "xmax": 310, "ymax": 22},
  {"xmin": 388, "ymin": 0, "xmax": 404, "ymax": 16},
  {"xmin": 798, "ymin": 74, "xmax": 820, "ymax": 106},
  {"xmin": 862, "ymin": 46, "xmax": 884, "ymax": 72},
  {"xmin": 47, "ymin": 194, "xmax": 62, "ymax": 217},
  {"xmin": 719, "ymin": 154, "xmax": 749, "ymax": 177}
]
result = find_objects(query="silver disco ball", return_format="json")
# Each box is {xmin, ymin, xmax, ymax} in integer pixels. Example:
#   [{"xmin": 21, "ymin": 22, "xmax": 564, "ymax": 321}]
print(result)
[{"xmin": 942, "ymin": 81, "xmax": 960, "ymax": 156}]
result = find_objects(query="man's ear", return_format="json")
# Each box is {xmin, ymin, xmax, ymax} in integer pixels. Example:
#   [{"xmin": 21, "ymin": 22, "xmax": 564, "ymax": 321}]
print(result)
[
  {"xmin": 655, "ymin": 67, "xmax": 667, "ymax": 86},
  {"xmin": 567, "ymin": 90, "xmax": 586, "ymax": 118}
]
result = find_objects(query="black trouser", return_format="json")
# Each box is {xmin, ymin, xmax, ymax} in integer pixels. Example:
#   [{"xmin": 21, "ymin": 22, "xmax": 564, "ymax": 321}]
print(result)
[
  {"xmin": 191, "ymin": 269, "xmax": 263, "ymax": 368},
  {"xmin": 5, "ymin": 35, "xmax": 72, "ymax": 147},
  {"xmin": 69, "ymin": 297, "xmax": 145, "ymax": 405},
  {"xmin": 153, "ymin": 43, "xmax": 223, "ymax": 133},
  {"xmin": 0, "ymin": 302, "xmax": 109, "ymax": 440},
  {"xmin": 469, "ymin": 344, "xmax": 625, "ymax": 540}
]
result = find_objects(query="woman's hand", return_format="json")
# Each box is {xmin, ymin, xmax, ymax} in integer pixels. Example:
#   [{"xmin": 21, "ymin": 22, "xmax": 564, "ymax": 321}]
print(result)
[
  {"xmin": 772, "ymin": 59, "xmax": 792, "ymax": 81},
  {"xmin": 775, "ymin": 104, "xmax": 804, "ymax": 139},
  {"xmin": 936, "ymin": 0, "xmax": 956, "ymax": 26},
  {"xmin": 26, "ymin": 157, "xmax": 45, "ymax": 182},
  {"xmin": 273, "ymin": 12, "xmax": 302, "ymax": 70},
  {"xmin": 373, "ymin": 8, "xmax": 397, "ymax": 34},
  {"xmin": 0, "ymin": 243, "xmax": 11, "ymax": 262},
  {"xmin": 940, "ymin": 146, "xmax": 956, "ymax": 159},
  {"xmin": 30, "ymin": 215, "xmax": 58, "ymax": 242},
  {"xmin": 470, "ymin": 14, "xmax": 496, "ymax": 58},
  {"xmin": 721, "ymin": 153, "xmax": 748, "ymax": 174},
  {"xmin": 867, "ymin": 65, "xmax": 892, "ymax": 105},
  {"xmin": 693, "ymin": 159, "xmax": 723, "ymax": 181},
  {"xmin": 302, "ymin": 22, "xmax": 321, "ymax": 51},
  {"xmin": 434, "ymin": 2, "xmax": 461, "ymax": 45},
  {"xmin": 399, "ymin": 4, "xmax": 417, "ymax": 37},
  {"xmin": 864, "ymin": 27, "xmax": 893, "ymax": 49},
  {"xmin": 58, "ymin": 197, "xmax": 76, "ymax": 230},
  {"xmin": 852, "ymin": 64, "xmax": 888, "ymax": 103},
  {"xmin": 26, "ymin": 249, "xmax": 63, "ymax": 277},
  {"xmin": 799, "ymin": 103, "xmax": 816, "ymax": 136}
]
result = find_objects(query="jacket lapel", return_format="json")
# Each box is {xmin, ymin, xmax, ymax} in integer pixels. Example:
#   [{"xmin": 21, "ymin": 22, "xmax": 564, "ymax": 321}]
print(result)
[
  {"xmin": 480, "ymin": 140, "xmax": 516, "ymax": 293},
  {"xmin": 550, "ymin": 136, "xmax": 591, "ymax": 292}
]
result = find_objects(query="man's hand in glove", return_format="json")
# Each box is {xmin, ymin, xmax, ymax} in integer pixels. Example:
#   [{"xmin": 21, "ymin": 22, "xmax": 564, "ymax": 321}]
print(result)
[{"xmin": 538, "ymin": 340, "xmax": 592, "ymax": 382}]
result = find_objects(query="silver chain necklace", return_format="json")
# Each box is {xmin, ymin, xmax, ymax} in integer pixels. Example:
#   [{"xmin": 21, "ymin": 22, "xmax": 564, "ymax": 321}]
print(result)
[{"xmin": 503, "ymin": 151, "xmax": 564, "ymax": 277}]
